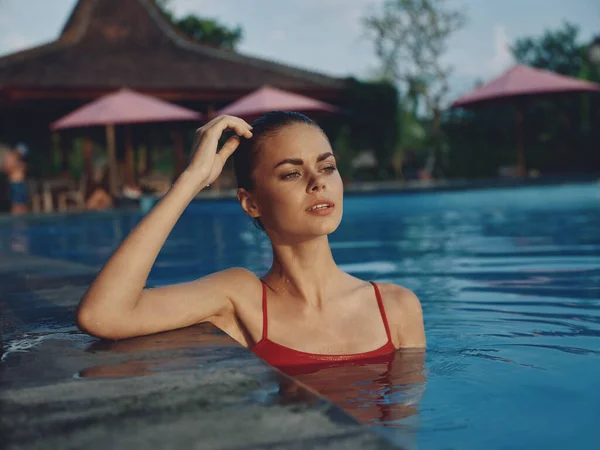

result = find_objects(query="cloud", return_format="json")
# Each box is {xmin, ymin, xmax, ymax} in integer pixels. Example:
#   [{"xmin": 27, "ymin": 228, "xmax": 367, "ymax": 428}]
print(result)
[
  {"xmin": 269, "ymin": 29, "xmax": 285, "ymax": 41},
  {"xmin": 489, "ymin": 25, "xmax": 514, "ymax": 74},
  {"xmin": 169, "ymin": 0, "xmax": 217, "ymax": 15},
  {"xmin": 451, "ymin": 24, "xmax": 515, "ymax": 79},
  {"xmin": 445, "ymin": 25, "xmax": 516, "ymax": 102}
]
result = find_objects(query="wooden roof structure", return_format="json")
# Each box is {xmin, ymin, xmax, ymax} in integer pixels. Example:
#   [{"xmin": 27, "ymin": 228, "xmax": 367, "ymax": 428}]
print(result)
[
  {"xmin": 0, "ymin": 0, "xmax": 348, "ymax": 192},
  {"xmin": 0, "ymin": 0, "xmax": 345, "ymax": 104}
]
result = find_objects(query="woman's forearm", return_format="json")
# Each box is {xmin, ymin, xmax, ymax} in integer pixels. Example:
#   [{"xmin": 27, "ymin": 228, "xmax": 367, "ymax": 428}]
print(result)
[{"xmin": 77, "ymin": 170, "xmax": 205, "ymax": 323}]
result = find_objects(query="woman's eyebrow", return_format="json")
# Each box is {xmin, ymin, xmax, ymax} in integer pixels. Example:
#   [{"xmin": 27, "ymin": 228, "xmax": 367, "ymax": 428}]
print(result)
[{"xmin": 273, "ymin": 152, "xmax": 334, "ymax": 169}]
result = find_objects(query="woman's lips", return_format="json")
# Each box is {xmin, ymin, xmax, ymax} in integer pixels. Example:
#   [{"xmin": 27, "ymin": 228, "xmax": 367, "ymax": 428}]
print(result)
[{"xmin": 306, "ymin": 204, "xmax": 335, "ymax": 215}]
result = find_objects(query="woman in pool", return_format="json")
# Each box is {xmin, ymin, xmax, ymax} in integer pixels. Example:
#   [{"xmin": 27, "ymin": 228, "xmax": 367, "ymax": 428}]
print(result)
[{"xmin": 76, "ymin": 111, "xmax": 426, "ymax": 368}]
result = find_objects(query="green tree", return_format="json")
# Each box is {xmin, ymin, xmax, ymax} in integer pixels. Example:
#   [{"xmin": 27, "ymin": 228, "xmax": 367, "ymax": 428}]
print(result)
[
  {"xmin": 512, "ymin": 24, "xmax": 600, "ymax": 84},
  {"xmin": 363, "ymin": 0, "xmax": 466, "ymax": 177},
  {"xmin": 512, "ymin": 22, "xmax": 585, "ymax": 77},
  {"xmin": 156, "ymin": 0, "xmax": 243, "ymax": 50},
  {"xmin": 332, "ymin": 125, "xmax": 358, "ymax": 182}
]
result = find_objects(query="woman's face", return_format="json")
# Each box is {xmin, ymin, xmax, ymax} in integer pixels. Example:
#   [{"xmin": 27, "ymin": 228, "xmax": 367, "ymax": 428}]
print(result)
[{"xmin": 248, "ymin": 123, "xmax": 344, "ymax": 240}]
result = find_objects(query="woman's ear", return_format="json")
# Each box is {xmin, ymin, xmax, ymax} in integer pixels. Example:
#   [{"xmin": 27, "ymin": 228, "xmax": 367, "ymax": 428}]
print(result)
[{"xmin": 237, "ymin": 188, "xmax": 260, "ymax": 218}]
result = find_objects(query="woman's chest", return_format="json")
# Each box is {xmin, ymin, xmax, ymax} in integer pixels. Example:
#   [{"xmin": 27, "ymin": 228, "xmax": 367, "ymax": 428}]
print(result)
[{"xmin": 230, "ymin": 294, "xmax": 391, "ymax": 354}]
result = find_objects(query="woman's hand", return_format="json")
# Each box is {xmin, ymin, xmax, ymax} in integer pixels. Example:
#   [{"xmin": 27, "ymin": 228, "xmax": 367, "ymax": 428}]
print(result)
[{"xmin": 185, "ymin": 115, "xmax": 253, "ymax": 189}]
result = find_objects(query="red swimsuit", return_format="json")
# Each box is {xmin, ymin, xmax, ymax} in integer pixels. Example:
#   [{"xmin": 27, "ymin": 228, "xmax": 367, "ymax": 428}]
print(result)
[{"xmin": 251, "ymin": 281, "xmax": 396, "ymax": 369}]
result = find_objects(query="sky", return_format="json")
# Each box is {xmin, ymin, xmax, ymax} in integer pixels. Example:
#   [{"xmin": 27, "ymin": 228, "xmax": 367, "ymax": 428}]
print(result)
[{"xmin": 0, "ymin": 0, "xmax": 598, "ymax": 102}]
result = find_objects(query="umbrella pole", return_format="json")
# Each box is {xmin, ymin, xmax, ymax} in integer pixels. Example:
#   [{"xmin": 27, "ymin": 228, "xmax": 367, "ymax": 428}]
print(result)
[
  {"xmin": 515, "ymin": 105, "xmax": 527, "ymax": 177},
  {"xmin": 106, "ymin": 124, "xmax": 118, "ymax": 196},
  {"xmin": 125, "ymin": 126, "xmax": 135, "ymax": 187},
  {"xmin": 83, "ymin": 137, "xmax": 94, "ymax": 198}
]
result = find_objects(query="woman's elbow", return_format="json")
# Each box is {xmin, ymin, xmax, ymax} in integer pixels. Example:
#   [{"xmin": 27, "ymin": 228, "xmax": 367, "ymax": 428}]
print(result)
[
  {"xmin": 75, "ymin": 304, "xmax": 121, "ymax": 340},
  {"xmin": 75, "ymin": 306, "xmax": 102, "ymax": 338}
]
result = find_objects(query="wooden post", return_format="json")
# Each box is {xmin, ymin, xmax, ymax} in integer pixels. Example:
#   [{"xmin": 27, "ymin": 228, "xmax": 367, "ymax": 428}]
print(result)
[
  {"xmin": 83, "ymin": 137, "xmax": 94, "ymax": 198},
  {"xmin": 125, "ymin": 126, "xmax": 135, "ymax": 186},
  {"xmin": 106, "ymin": 124, "xmax": 118, "ymax": 195},
  {"xmin": 207, "ymin": 104, "xmax": 216, "ymax": 120}
]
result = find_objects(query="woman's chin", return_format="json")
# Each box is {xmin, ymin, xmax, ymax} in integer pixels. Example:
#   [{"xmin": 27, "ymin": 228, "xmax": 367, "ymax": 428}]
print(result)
[
  {"xmin": 266, "ymin": 210, "xmax": 343, "ymax": 238},
  {"xmin": 305, "ymin": 215, "xmax": 342, "ymax": 236}
]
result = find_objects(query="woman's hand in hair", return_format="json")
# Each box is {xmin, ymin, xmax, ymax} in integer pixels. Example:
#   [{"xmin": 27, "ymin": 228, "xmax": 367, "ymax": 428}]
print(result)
[{"xmin": 185, "ymin": 115, "xmax": 253, "ymax": 189}]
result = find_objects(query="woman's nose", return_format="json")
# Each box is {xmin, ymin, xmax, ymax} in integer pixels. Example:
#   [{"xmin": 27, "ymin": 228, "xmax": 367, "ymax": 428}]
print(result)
[{"xmin": 308, "ymin": 174, "xmax": 326, "ymax": 192}]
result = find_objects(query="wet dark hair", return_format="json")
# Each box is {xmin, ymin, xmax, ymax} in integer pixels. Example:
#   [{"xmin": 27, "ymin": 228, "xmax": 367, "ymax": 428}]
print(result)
[{"xmin": 233, "ymin": 110, "xmax": 325, "ymax": 230}]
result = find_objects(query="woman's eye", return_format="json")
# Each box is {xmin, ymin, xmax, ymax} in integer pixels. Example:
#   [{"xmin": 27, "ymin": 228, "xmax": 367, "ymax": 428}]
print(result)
[
  {"xmin": 323, "ymin": 165, "xmax": 337, "ymax": 173},
  {"xmin": 282, "ymin": 171, "xmax": 300, "ymax": 180}
]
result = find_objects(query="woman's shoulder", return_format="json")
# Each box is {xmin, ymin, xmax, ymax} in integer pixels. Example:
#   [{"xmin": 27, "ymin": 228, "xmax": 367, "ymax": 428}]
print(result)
[
  {"xmin": 372, "ymin": 282, "xmax": 425, "ymax": 348},
  {"xmin": 202, "ymin": 267, "xmax": 263, "ymax": 301},
  {"xmin": 205, "ymin": 266, "xmax": 261, "ymax": 284},
  {"xmin": 343, "ymin": 276, "xmax": 422, "ymax": 317},
  {"xmin": 374, "ymin": 282, "xmax": 422, "ymax": 312},
  {"xmin": 214, "ymin": 266, "xmax": 259, "ymax": 280}
]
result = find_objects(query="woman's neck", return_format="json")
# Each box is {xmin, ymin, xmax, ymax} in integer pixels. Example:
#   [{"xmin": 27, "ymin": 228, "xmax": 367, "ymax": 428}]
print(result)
[{"xmin": 266, "ymin": 235, "xmax": 343, "ymax": 309}]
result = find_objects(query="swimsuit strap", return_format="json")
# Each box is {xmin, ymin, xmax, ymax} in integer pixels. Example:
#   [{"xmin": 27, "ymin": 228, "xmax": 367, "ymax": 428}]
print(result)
[
  {"xmin": 370, "ymin": 281, "xmax": 393, "ymax": 343},
  {"xmin": 261, "ymin": 280, "xmax": 392, "ymax": 344},
  {"xmin": 261, "ymin": 280, "xmax": 268, "ymax": 340}
]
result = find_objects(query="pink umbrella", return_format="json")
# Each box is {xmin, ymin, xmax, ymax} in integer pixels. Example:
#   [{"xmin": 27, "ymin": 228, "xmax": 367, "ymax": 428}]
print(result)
[
  {"xmin": 51, "ymin": 88, "xmax": 201, "ymax": 129},
  {"xmin": 50, "ymin": 88, "xmax": 202, "ymax": 194},
  {"xmin": 217, "ymin": 85, "xmax": 340, "ymax": 119},
  {"xmin": 451, "ymin": 65, "xmax": 600, "ymax": 176}
]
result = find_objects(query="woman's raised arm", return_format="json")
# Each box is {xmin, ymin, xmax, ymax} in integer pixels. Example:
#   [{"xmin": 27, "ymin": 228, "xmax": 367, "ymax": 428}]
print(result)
[{"xmin": 76, "ymin": 116, "xmax": 253, "ymax": 340}]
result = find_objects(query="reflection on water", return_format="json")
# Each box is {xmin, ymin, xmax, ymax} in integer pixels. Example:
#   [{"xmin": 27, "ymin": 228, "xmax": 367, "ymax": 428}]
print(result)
[
  {"xmin": 76, "ymin": 325, "xmax": 427, "ymax": 430},
  {"xmin": 277, "ymin": 350, "xmax": 427, "ymax": 427},
  {"xmin": 77, "ymin": 324, "xmax": 240, "ymax": 379},
  {"xmin": 84, "ymin": 323, "xmax": 236, "ymax": 354}
]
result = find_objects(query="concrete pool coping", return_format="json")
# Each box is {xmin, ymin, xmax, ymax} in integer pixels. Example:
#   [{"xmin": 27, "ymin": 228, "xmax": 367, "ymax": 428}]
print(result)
[{"xmin": 0, "ymin": 250, "xmax": 397, "ymax": 449}]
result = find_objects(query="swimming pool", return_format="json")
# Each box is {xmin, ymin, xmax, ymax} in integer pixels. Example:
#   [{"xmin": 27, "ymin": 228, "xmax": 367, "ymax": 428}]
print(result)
[{"xmin": 1, "ymin": 182, "xmax": 599, "ymax": 449}]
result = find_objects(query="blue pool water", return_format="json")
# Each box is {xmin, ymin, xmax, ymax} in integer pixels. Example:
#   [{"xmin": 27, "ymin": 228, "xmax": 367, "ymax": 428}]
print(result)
[{"xmin": 1, "ymin": 182, "xmax": 599, "ymax": 449}]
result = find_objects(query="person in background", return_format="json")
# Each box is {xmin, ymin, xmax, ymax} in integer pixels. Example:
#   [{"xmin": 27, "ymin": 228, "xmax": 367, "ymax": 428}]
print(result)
[
  {"xmin": 86, "ymin": 164, "xmax": 113, "ymax": 211},
  {"xmin": 1, "ymin": 142, "xmax": 29, "ymax": 215}
]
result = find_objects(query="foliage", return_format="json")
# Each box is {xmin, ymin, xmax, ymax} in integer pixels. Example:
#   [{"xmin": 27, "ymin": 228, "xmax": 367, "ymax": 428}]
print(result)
[
  {"xmin": 512, "ymin": 22, "xmax": 586, "ymax": 78},
  {"xmin": 363, "ymin": 0, "xmax": 465, "ymax": 120},
  {"xmin": 444, "ymin": 105, "xmax": 518, "ymax": 178},
  {"xmin": 173, "ymin": 16, "xmax": 242, "ymax": 50},
  {"xmin": 363, "ymin": 0, "xmax": 466, "ymax": 176},
  {"xmin": 155, "ymin": 0, "xmax": 243, "ymax": 50},
  {"xmin": 339, "ymin": 78, "xmax": 399, "ymax": 180},
  {"xmin": 444, "ymin": 94, "xmax": 600, "ymax": 178},
  {"xmin": 513, "ymin": 24, "xmax": 600, "ymax": 85},
  {"xmin": 398, "ymin": 105, "xmax": 426, "ymax": 151},
  {"xmin": 332, "ymin": 125, "xmax": 358, "ymax": 181}
]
